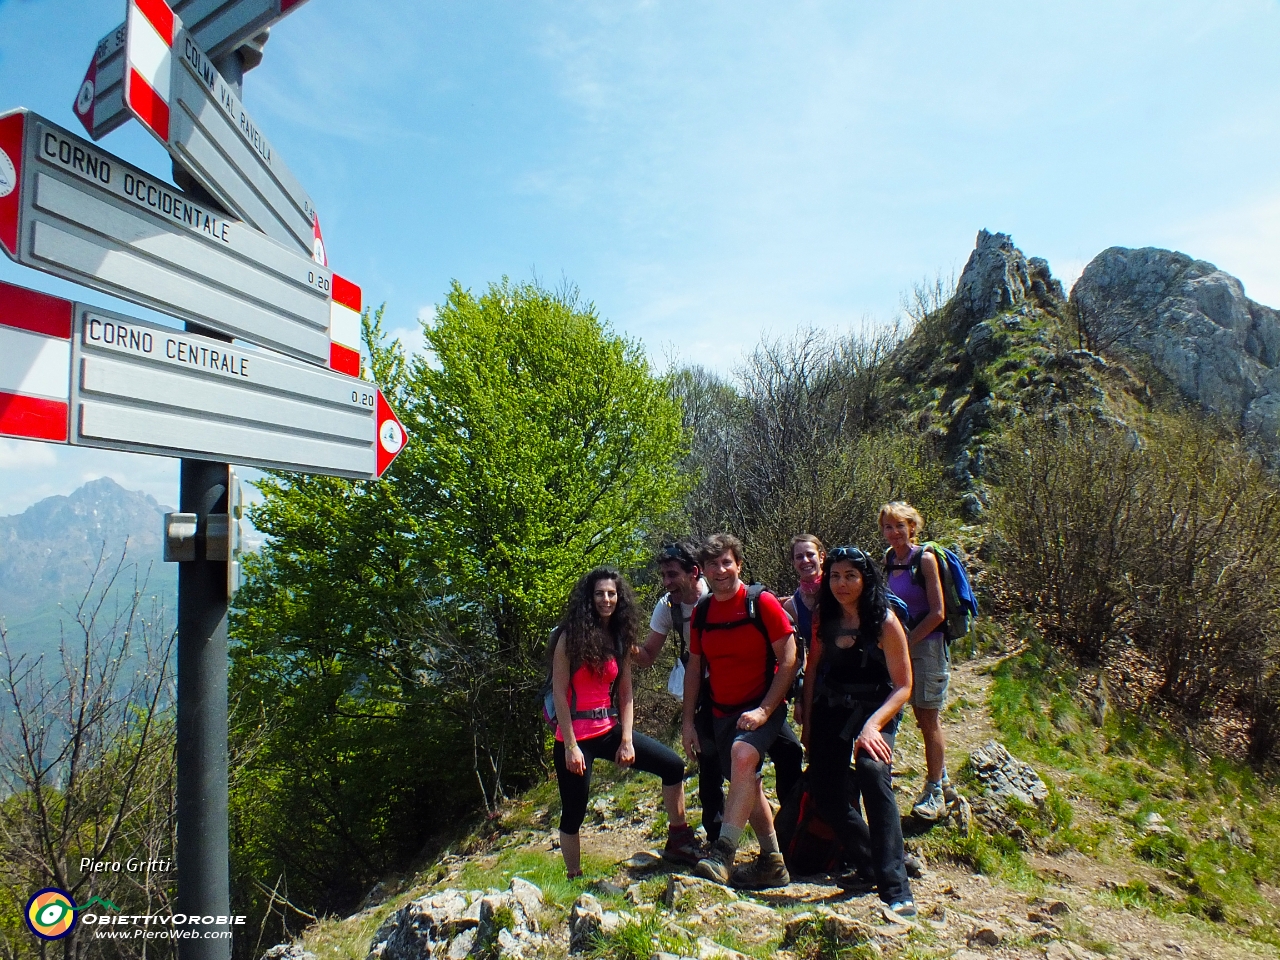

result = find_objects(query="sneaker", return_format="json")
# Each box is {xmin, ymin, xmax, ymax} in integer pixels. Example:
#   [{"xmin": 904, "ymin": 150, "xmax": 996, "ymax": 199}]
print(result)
[
  {"xmin": 663, "ymin": 824, "xmax": 702, "ymax": 867},
  {"xmin": 729, "ymin": 851, "xmax": 790, "ymax": 890},
  {"xmin": 884, "ymin": 900, "xmax": 917, "ymax": 921},
  {"xmin": 912, "ymin": 782, "xmax": 947, "ymax": 821},
  {"xmin": 693, "ymin": 836, "xmax": 737, "ymax": 885}
]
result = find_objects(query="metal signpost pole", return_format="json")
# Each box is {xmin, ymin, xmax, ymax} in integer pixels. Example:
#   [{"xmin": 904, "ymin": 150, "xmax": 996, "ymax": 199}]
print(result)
[
  {"xmin": 176, "ymin": 459, "xmax": 231, "ymax": 957},
  {"xmin": 174, "ymin": 43, "xmax": 241, "ymax": 960}
]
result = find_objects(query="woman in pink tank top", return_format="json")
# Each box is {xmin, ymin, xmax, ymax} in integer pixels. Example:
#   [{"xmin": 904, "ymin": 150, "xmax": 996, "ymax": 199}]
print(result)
[{"xmin": 550, "ymin": 567, "xmax": 690, "ymax": 879}]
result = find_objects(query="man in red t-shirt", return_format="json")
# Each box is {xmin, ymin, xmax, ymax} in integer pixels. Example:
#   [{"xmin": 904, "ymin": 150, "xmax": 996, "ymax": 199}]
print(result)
[{"xmin": 683, "ymin": 533, "xmax": 798, "ymax": 888}]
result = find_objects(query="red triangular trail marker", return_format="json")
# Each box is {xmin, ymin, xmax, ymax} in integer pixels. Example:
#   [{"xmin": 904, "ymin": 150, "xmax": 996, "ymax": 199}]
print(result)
[{"xmin": 375, "ymin": 389, "xmax": 407, "ymax": 477}]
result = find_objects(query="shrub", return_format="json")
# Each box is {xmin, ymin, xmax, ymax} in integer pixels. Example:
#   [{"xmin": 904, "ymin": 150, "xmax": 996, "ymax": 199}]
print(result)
[{"xmin": 991, "ymin": 410, "xmax": 1280, "ymax": 765}]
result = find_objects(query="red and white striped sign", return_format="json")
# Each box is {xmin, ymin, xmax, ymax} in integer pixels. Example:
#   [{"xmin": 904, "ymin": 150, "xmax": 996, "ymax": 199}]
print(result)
[
  {"xmin": 329, "ymin": 274, "xmax": 362, "ymax": 378},
  {"xmin": 0, "ymin": 281, "xmax": 72, "ymax": 443},
  {"xmin": 124, "ymin": 0, "xmax": 175, "ymax": 143}
]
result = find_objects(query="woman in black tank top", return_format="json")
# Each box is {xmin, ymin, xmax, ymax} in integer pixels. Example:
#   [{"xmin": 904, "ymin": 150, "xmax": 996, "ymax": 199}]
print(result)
[{"xmin": 799, "ymin": 546, "xmax": 916, "ymax": 917}]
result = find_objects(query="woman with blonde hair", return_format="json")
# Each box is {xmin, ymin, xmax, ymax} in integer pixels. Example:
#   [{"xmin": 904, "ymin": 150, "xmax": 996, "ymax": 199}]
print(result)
[{"xmin": 879, "ymin": 501, "xmax": 954, "ymax": 820}]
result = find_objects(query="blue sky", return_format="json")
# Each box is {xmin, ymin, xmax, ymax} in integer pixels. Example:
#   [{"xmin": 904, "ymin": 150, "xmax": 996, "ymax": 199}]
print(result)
[{"xmin": 2, "ymin": 0, "xmax": 1279, "ymax": 514}]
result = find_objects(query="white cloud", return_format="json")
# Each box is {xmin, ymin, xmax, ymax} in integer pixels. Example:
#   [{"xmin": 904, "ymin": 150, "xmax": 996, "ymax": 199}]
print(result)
[{"xmin": 0, "ymin": 439, "xmax": 58, "ymax": 470}]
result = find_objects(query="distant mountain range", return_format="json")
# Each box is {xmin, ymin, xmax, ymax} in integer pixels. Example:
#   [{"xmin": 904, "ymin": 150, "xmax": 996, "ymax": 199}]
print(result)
[{"xmin": 0, "ymin": 477, "xmax": 177, "ymax": 659}]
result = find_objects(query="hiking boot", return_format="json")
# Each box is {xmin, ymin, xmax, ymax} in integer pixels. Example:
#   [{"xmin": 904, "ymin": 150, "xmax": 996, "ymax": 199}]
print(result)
[
  {"xmin": 912, "ymin": 781, "xmax": 947, "ymax": 821},
  {"xmin": 835, "ymin": 868, "xmax": 876, "ymax": 894},
  {"xmin": 663, "ymin": 824, "xmax": 702, "ymax": 867},
  {"xmin": 730, "ymin": 851, "xmax": 790, "ymax": 890},
  {"xmin": 693, "ymin": 837, "xmax": 737, "ymax": 885}
]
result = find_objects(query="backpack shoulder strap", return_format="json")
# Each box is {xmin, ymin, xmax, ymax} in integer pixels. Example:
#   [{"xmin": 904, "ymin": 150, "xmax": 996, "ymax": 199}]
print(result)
[
  {"xmin": 691, "ymin": 592, "xmax": 714, "ymax": 636},
  {"xmin": 745, "ymin": 583, "xmax": 772, "ymax": 644},
  {"xmin": 922, "ymin": 542, "xmax": 951, "ymax": 589},
  {"xmin": 667, "ymin": 593, "xmax": 688, "ymax": 658},
  {"xmin": 908, "ymin": 543, "xmax": 929, "ymax": 587}
]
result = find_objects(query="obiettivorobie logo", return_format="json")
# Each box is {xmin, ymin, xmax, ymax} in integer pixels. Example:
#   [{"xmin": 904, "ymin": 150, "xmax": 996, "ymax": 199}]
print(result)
[{"xmin": 24, "ymin": 888, "xmax": 119, "ymax": 940}]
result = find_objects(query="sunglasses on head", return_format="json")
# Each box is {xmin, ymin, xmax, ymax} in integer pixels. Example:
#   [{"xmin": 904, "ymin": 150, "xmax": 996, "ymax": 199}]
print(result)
[{"xmin": 829, "ymin": 546, "xmax": 869, "ymax": 567}]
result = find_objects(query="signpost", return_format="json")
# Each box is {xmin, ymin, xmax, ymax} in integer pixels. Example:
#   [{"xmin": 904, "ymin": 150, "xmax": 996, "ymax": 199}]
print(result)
[
  {"xmin": 1, "ymin": 4, "xmax": 404, "ymax": 955},
  {"xmin": 123, "ymin": 0, "xmax": 319, "ymax": 254},
  {"xmin": 73, "ymin": 0, "xmax": 312, "ymax": 142},
  {"xmin": 0, "ymin": 109, "xmax": 356, "ymax": 369},
  {"xmin": 0, "ymin": 278, "xmax": 405, "ymax": 479}
]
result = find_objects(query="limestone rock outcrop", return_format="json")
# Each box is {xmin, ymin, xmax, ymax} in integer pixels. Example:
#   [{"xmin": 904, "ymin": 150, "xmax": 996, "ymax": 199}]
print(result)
[
  {"xmin": 964, "ymin": 740, "xmax": 1051, "ymax": 846},
  {"xmin": 1072, "ymin": 247, "xmax": 1280, "ymax": 443},
  {"xmin": 953, "ymin": 229, "xmax": 1065, "ymax": 332},
  {"xmin": 366, "ymin": 878, "xmax": 548, "ymax": 960}
]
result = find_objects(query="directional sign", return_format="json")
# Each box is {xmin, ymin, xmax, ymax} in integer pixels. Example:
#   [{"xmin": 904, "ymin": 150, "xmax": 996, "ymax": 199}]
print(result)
[
  {"xmin": 74, "ymin": 0, "xmax": 312, "ymax": 142},
  {"xmin": 0, "ymin": 278, "xmax": 407, "ymax": 478},
  {"xmin": 124, "ymin": 0, "xmax": 317, "ymax": 254},
  {"xmin": 0, "ymin": 109, "xmax": 359, "ymax": 370}
]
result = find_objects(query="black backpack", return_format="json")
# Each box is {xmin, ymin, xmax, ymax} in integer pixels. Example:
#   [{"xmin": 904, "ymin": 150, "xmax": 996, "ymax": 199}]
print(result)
[
  {"xmin": 690, "ymin": 583, "xmax": 781, "ymax": 713},
  {"xmin": 776, "ymin": 773, "xmax": 845, "ymax": 876}
]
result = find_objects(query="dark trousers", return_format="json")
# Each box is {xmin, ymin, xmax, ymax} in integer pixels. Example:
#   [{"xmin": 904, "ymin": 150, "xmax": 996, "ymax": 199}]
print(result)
[
  {"xmin": 554, "ymin": 725, "xmax": 684, "ymax": 834},
  {"xmin": 695, "ymin": 700, "xmax": 803, "ymax": 843},
  {"xmin": 807, "ymin": 699, "xmax": 912, "ymax": 905}
]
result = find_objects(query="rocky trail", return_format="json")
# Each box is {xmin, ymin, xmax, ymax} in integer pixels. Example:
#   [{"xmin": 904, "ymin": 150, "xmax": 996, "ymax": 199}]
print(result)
[{"xmin": 281, "ymin": 655, "xmax": 1279, "ymax": 960}]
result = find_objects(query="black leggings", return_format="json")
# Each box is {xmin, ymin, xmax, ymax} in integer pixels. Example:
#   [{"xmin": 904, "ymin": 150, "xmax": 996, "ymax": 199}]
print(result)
[{"xmin": 554, "ymin": 725, "xmax": 685, "ymax": 834}]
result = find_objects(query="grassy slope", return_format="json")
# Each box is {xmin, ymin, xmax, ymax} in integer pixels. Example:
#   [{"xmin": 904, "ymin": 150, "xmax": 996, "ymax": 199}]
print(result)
[
  {"xmin": 286, "ymin": 268, "xmax": 1280, "ymax": 959},
  {"xmin": 284, "ymin": 632, "xmax": 1279, "ymax": 960}
]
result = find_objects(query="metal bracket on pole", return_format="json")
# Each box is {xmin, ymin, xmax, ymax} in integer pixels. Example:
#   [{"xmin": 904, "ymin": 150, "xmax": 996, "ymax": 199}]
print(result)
[
  {"xmin": 205, "ymin": 514, "xmax": 230, "ymax": 560},
  {"xmin": 202, "ymin": 468, "xmax": 244, "ymax": 595},
  {"xmin": 164, "ymin": 513, "xmax": 199, "ymax": 562}
]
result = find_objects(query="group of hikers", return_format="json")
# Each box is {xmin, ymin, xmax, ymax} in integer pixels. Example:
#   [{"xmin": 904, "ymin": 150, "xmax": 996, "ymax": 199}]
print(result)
[{"xmin": 545, "ymin": 501, "xmax": 959, "ymax": 921}]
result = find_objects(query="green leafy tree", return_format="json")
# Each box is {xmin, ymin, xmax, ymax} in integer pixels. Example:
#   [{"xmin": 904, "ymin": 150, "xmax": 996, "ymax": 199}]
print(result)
[
  {"xmin": 400, "ymin": 279, "xmax": 687, "ymax": 806},
  {"xmin": 229, "ymin": 280, "xmax": 686, "ymax": 927}
]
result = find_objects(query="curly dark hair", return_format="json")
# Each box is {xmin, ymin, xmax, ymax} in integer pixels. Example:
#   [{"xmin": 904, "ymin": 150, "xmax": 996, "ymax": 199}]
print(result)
[
  {"xmin": 553, "ymin": 567, "xmax": 638, "ymax": 674},
  {"xmin": 815, "ymin": 546, "xmax": 888, "ymax": 649}
]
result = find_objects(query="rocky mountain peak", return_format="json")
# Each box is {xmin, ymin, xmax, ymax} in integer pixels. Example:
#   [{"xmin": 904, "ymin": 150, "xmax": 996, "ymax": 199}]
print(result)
[
  {"xmin": 953, "ymin": 229, "xmax": 1066, "ymax": 332},
  {"xmin": 0, "ymin": 478, "xmax": 173, "ymax": 623},
  {"xmin": 1071, "ymin": 247, "xmax": 1280, "ymax": 443}
]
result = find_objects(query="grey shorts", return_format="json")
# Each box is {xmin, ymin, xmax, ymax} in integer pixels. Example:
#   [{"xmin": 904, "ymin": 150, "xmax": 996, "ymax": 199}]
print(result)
[
  {"xmin": 712, "ymin": 702, "xmax": 786, "ymax": 775},
  {"xmin": 910, "ymin": 634, "xmax": 950, "ymax": 710}
]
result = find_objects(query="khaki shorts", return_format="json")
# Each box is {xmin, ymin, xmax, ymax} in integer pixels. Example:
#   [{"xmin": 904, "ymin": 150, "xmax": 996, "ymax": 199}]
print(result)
[{"xmin": 910, "ymin": 634, "xmax": 950, "ymax": 711}]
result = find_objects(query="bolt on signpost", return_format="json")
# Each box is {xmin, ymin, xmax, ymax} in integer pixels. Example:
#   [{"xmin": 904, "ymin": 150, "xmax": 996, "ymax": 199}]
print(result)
[{"xmin": 0, "ymin": 0, "xmax": 408, "ymax": 955}]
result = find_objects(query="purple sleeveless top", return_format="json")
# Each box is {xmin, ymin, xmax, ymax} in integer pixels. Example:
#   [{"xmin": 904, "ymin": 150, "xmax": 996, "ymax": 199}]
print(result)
[{"xmin": 886, "ymin": 546, "xmax": 944, "ymax": 641}]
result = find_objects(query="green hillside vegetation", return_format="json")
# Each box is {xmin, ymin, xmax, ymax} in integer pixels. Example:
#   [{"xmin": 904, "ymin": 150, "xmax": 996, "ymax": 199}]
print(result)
[
  {"xmin": 229, "ymin": 280, "xmax": 689, "ymax": 922},
  {"xmin": 4, "ymin": 236, "xmax": 1278, "ymax": 959},
  {"xmin": 226, "ymin": 248, "xmax": 1280, "ymax": 949},
  {"xmin": 280, "ymin": 639, "xmax": 1280, "ymax": 960}
]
